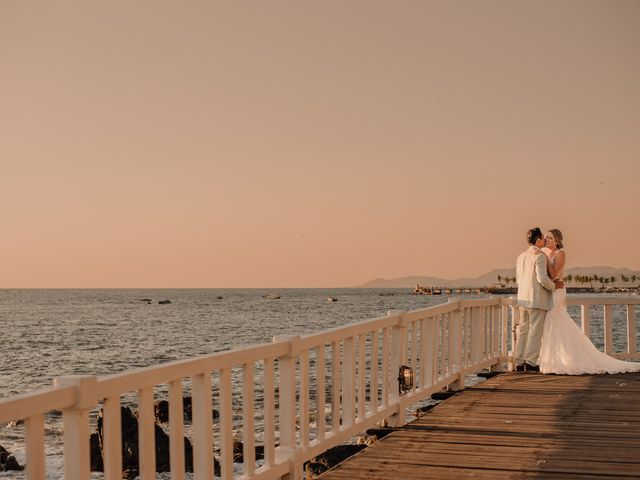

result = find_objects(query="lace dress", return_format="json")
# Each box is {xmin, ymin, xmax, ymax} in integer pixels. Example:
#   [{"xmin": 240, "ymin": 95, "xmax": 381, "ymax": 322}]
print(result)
[{"xmin": 538, "ymin": 250, "xmax": 640, "ymax": 374}]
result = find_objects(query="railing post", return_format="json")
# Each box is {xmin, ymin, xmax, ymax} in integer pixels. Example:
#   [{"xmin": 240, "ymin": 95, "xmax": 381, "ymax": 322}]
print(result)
[
  {"xmin": 627, "ymin": 305, "xmax": 636, "ymax": 355},
  {"xmin": 581, "ymin": 304, "xmax": 591, "ymax": 338},
  {"xmin": 604, "ymin": 305, "xmax": 614, "ymax": 355},
  {"xmin": 273, "ymin": 335, "xmax": 302, "ymax": 480},
  {"xmin": 509, "ymin": 303, "xmax": 520, "ymax": 371},
  {"xmin": 53, "ymin": 375, "xmax": 97, "ymax": 480},
  {"xmin": 448, "ymin": 299, "xmax": 464, "ymax": 390},
  {"xmin": 385, "ymin": 310, "xmax": 408, "ymax": 427}
]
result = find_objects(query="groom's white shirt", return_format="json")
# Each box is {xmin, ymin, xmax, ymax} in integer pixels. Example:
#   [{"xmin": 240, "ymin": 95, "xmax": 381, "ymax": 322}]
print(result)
[{"xmin": 516, "ymin": 246, "xmax": 555, "ymax": 311}]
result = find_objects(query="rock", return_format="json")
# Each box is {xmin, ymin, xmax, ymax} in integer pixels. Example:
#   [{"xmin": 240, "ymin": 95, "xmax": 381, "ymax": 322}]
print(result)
[
  {"xmin": 155, "ymin": 400, "xmax": 169, "ymax": 423},
  {"xmin": 158, "ymin": 300, "xmax": 172, "ymax": 304},
  {"xmin": 163, "ymin": 396, "xmax": 218, "ymax": 422},
  {"xmin": 365, "ymin": 427, "xmax": 394, "ymax": 440},
  {"xmin": 431, "ymin": 390, "xmax": 457, "ymax": 400},
  {"xmin": 226, "ymin": 440, "xmax": 266, "ymax": 464},
  {"xmin": 355, "ymin": 434, "xmax": 377, "ymax": 446},
  {"xmin": 232, "ymin": 440, "xmax": 243, "ymax": 463},
  {"xmin": 90, "ymin": 433, "xmax": 103, "ymax": 471},
  {"xmin": 305, "ymin": 444, "xmax": 366, "ymax": 477},
  {"xmin": 417, "ymin": 404, "xmax": 437, "ymax": 414},
  {"xmin": 91, "ymin": 406, "xmax": 194, "ymax": 477},
  {"xmin": 6, "ymin": 419, "xmax": 24, "ymax": 428},
  {"xmin": 0, "ymin": 444, "xmax": 24, "ymax": 471}
]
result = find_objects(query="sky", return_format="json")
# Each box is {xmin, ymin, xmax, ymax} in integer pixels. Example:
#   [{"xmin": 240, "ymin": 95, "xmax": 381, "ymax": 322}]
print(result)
[{"xmin": 1, "ymin": 1, "xmax": 639, "ymax": 288}]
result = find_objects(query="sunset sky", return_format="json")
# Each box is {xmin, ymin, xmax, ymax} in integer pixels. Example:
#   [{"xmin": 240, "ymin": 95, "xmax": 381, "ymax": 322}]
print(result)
[{"xmin": 2, "ymin": 1, "xmax": 639, "ymax": 288}]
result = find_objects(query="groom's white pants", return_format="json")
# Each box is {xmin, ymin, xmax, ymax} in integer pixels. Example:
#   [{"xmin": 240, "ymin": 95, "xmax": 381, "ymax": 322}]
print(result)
[{"xmin": 516, "ymin": 307, "xmax": 546, "ymax": 366}]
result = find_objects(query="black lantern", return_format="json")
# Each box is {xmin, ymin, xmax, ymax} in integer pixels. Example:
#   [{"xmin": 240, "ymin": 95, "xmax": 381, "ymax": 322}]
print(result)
[{"xmin": 398, "ymin": 365, "xmax": 414, "ymax": 395}]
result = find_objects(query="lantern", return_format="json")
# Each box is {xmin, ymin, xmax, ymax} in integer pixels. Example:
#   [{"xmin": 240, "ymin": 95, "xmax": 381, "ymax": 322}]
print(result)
[{"xmin": 398, "ymin": 365, "xmax": 414, "ymax": 395}]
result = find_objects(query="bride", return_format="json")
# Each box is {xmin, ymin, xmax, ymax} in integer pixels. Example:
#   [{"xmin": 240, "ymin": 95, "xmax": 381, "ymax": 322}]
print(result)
[{"xmin": 538, "ymin": 229, "xmax": 640, "ymax": 374}]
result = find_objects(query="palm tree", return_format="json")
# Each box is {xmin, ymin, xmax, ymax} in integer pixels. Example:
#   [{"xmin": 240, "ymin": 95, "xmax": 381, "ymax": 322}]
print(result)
[
  {"xmin": 610, "ymin": 275, "xmax": 616, "ymax": 285},
  {"xmin": 621, "ymin": 274, "xmax": 629, "ymax": 284},
  {"xmin": 565, "ymin": 273, "xmax": 573, "ymax": 285}
]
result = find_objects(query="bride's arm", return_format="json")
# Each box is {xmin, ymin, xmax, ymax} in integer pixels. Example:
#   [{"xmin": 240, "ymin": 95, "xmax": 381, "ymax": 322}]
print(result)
[{"xmin": 547, "ymin": 250, "xmax": 566, "ymax": 281}]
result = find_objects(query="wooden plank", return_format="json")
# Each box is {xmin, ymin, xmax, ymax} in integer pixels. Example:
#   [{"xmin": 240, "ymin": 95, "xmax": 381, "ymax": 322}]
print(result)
[{"xmin": 319, "ymin": 372, "xmax": 640, "ymax": 480}]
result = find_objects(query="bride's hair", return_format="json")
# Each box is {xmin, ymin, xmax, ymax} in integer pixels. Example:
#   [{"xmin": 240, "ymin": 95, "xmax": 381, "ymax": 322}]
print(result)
[{"xmin": 549, "ymin": 229, "xmax": 564, "ymax": 249}]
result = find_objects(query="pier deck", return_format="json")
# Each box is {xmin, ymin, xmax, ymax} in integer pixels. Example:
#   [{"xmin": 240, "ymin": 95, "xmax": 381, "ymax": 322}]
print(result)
[{"xmin": 319, "ymin": 372, "xmax": 640, "ymax": 479}]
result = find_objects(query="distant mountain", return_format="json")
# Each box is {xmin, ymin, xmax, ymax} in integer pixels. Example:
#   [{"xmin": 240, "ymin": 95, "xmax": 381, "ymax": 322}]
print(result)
[{"xmin": 356, "ymin": 266, "xmax": 640, "ymax": 288}]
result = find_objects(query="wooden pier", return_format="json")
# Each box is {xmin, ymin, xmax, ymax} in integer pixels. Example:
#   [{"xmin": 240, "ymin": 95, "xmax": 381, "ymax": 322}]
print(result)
[{"xmin": 319, "ymin": 372, "xmax": 640, "ymax": 479}]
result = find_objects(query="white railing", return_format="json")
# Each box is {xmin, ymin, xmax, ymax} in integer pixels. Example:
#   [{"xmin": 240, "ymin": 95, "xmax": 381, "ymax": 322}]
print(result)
[{"xmin": 1, "ymin": 296, "xmax": 639, "ymax": 480}]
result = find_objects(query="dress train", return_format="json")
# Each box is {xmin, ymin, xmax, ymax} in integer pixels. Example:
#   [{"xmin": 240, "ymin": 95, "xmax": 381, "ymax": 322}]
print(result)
[{"xmin": 539, "ymin": 289, "xmax": 640, "ymax": 375}]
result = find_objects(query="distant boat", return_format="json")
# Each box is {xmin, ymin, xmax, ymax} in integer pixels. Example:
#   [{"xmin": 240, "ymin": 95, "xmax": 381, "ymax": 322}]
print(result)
[
  {"xmin": 158, "ymin": 300, "xmax": 172, "ymax": 305},
  {"xmin": 262, "ymin": 294, "xmax": 281, "ymax": 300},
  {"xmin": 327, "ymin": 297, "xmax": 338, "ymax": 302}
]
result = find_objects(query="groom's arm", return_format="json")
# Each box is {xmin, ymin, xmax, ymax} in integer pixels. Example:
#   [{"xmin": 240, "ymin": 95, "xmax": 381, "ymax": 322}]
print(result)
[{"xmin": 534, "ymin": 253, "xmax": 556, "ymax": 291}]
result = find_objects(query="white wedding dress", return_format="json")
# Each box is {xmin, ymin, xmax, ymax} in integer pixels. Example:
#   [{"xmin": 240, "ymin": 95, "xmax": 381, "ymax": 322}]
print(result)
[{"xmin": 538, "ymin": 250, "xmax": 640, "ymax": 375}]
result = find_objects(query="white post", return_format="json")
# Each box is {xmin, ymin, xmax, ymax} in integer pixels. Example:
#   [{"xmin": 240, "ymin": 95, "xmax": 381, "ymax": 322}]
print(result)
[
  {"xmin": 25, "ymin": 414, "xmax": 45, "ymax": 480},
  {"xmin": 274, "ymin": 335, "xmax": 302, "ymax": 480},
  {"xmin": 53, "ymin": 375, "xmax": 97, "ymax": 480},
  {"xmin": 242, "ymin": 363, "xmax": 256, "ymax": 477},
  {"xmin": 138, "ymin": 387, "xmax": 156, "ymax": 480},
  {"xmin": 510, "ymin": 305, "xmax": 520, "ymax": 370},
  {"xmin": 604, "ymin": 305, "xmax": 614, "ymax": 354},
  {"xmin": 315, "ymin": 345, "xmax": 326, "ymax": 441},
  {"xmin": 168, "ymin": 380, "xmax": 185, "ymax": 480},
  {"xmin": 581, "ymin": 304, "xmax": 591, "ymax": 337},
  {"xmin": 219, "ymin": 368, "xmax": 234, "ymax": 480},
  {"xmin": 448, "ymin": 299, "xmax": 464, "ymax": 390},
  {"xmin": 191, "ymin": 373, "xmax": 213, "ymax": 480},
  {"xmin": 386, "ymin": 311, "xmax": 407, "ymax": 427},
  {"xmin": 342, "ymin": 337, "xmax": 355, "ymax": 429},
  {"xmin": 500, "ymin": 303, "xmax": 509, "ymax": 358},
  {"xmin": 330, "ymin": 340, "xmax": 341, "ymax": 433},
  {"xmin": 627, "ymin": 305, "xmax": 636, "ymax": 355}
]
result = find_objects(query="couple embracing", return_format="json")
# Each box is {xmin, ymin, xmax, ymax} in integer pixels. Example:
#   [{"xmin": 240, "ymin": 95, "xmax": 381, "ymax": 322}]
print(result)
[{"xmin": 515, "ymin": 227, "xmax": 640, "ymax": 375}]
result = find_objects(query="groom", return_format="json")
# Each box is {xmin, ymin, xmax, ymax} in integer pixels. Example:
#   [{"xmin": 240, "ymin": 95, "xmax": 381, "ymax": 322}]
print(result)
[{"xmin": 514, "ymin": 227, "xmax": 559, "ymax": 372}]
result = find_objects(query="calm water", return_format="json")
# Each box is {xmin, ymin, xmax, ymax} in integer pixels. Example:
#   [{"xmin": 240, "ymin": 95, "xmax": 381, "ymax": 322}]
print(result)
[
  {"xmin": 0, "ymin": 289, "xmax": 638, "ymax": 478},
  {"xmin": 0, "ymin": 288, "xmax": 467, "ymax": 398}
]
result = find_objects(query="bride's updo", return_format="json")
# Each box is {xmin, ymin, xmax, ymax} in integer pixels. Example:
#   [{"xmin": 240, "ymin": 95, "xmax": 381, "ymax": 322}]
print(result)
[{"xmin": 549, "ymin": 229, "xmax": 564, "ymax": 249}]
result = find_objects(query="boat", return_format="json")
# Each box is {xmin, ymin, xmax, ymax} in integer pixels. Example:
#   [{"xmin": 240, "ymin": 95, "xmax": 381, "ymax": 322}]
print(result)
[
  {"xmin": 327, "ymin": 297, "xmax": 338, "ymax": 302},
  {"xmin": 262, "ymin": 294, "xmax": 281, "ymax": 300}
]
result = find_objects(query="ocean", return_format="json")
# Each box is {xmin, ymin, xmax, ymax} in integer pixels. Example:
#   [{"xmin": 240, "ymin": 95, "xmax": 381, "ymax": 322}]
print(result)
[{"xmin": 0, "ymin": 289, "xmax": 638, "ymax": 478}]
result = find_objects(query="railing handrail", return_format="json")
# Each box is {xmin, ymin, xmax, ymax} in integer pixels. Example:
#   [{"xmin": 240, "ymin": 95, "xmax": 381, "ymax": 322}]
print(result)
[{"xmin": 1, "ymin": 295, "xmax": 638, "ymax": 480}]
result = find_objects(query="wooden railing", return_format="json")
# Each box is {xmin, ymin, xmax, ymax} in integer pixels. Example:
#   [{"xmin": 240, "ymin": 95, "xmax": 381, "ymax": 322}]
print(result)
[{"xmin": 1, "ymin": 296, "xmax": 639, "ymax": 480}]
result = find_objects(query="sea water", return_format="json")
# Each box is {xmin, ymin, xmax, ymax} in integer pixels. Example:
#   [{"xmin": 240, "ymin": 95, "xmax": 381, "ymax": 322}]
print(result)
[{"xmin": 0, "ymin": 289, "xmax": 637, "ymax": 479}]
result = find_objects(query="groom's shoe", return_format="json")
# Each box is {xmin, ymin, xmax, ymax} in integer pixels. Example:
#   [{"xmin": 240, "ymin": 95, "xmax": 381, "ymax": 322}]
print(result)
[
  {"xmin": 515, "ymin": 364, "xmax": 525, "ymax": 372},
  {"xmin": 525, "ymin": 363, "xmax": 540, "ymax": 373}
]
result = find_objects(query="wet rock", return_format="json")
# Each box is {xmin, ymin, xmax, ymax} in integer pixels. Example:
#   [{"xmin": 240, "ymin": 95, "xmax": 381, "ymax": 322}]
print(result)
[
  {"xmin": 91, "ymin": 406, "xmax": 194, "ymax": 478},
  {"xmin": 365, "ymin": 427, "xmax": 394, "ymax": 440},
  {"xmin": 90, "ymin": 433, "xmax": 103, "ymax": 471},
  {"xmin": 0, "ymin": 444, "xmax": 24, "ymax": 471},
  {"xmin": 355, "ymin": 434, "xmax": 377, "ymax": 446},
  {"xmin": 305, "ymin": 444, "xmax": 366, "ymax": 477},
  {"xmin": 155, "ymin": 400, "xmax": 169, "ymax": 423},
  {"xmin": 155, "ymin": 398, "xmax": 219, "ymax": 423},
  {"xmin": 417, "ymin": 404, "xmax": 437, "ymax": 414},
  {"xmin": 431, "ymin": 390, "xmax": 457, "ymax": 400}
]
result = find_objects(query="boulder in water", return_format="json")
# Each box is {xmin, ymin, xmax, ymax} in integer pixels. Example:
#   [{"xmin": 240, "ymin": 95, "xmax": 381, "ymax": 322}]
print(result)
[
  {"xmin": 91, "ymin": 406, "xmax": 195, "ymax": 478},
  {"xmin": 0, "ymin": 444, "xmax": 24, "ymax": 471},
  {"xmin": 304, "ymin": 444, "xmax": 366, "ymax": 477}
]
